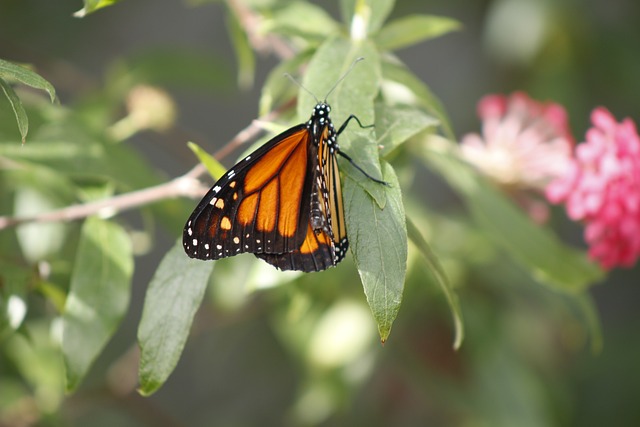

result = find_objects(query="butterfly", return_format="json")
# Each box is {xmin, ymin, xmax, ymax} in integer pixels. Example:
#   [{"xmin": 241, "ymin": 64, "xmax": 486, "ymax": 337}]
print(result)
[{"xmin": 183, "ymin": 68, "xmax": 385, "ymax": 272}]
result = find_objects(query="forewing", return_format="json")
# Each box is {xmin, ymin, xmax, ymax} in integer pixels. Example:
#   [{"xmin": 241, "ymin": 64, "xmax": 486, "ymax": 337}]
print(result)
[{"xmin": 183, "ymin": 125, "xmax": 312, "ymax": 260}]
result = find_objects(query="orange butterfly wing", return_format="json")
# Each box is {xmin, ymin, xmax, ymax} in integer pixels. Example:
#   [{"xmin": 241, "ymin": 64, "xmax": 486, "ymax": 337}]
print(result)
[
  {"xmin": 184, "ymin": 125, "xmax": 312, "ymax": 260},
  {"xmin": 184, "ymin": 102, "xmax": 348, "ymax": 272}
]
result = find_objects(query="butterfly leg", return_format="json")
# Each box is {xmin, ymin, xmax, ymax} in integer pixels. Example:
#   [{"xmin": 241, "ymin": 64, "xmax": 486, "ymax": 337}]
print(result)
[
  {"xmin": 335, "ymin": 114, "xmax": 374, "ymax": 136},
  {"xmin": 335, "ymin": 115, "xmax": 388, "ymax": 186}
]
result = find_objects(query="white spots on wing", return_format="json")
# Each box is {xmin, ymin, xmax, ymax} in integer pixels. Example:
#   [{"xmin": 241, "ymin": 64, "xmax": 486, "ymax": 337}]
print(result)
[
  {"xmin": 192, "ymin": 239, "xmax": 198, "ymax": 246},
  {"xmin": 187, "ymin": 228, "xmax": 193, "ymax": 236},
  {"xmin": 227, "ymin": 169, "xmax": 236, "ymax": 178},
  {"xmin": 213, "ymin": 185, "xmax": 222, "ymax": 193},
  {"xmin": 233, "ymin": 236, "xmax": 240, "ymax": 244},
  {"xmin": 216, "ymin": 244, "xmax": 222, "ymax": 250},
  {"xmin": 204, "ymin": 243, "xmax": 210, "ymax": 250},
  {"xmin": 245, "ymin": 155, "xmax": 251, "ymax": 161},
  {"xmin": 210, "ymin": 197, "xmax": 217, "ymax": 206}
]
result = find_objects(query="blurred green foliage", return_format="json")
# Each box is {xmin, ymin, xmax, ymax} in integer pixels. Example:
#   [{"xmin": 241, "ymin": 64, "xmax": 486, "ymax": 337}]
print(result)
[{"xmin": 1, "ymin": 0, "xmax": 639, "ymax": 426}]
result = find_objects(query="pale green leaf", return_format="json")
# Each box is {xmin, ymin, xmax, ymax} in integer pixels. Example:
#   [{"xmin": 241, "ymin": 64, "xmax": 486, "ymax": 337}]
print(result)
[
  {"xmin": 74, "ymin": 0, "xmax": 123, "ymax": 17},
  {"xmin": 227, "ymin": 10, "xmax": 256, "ymax": 89},
  {"xmin": 381, "ymin": 60, "xmax": 454, "ymax": 140},
  {"xmin": 0, "ymin": 59, "xmax": 56, "ymax": 102},
  {"xmin": 0, "ymin": 78, "xmax": 28, "ymax": 143},
  {"xmin": 261, "ymin": 2, "xmax": 340, "ymax": 41},
  {"xmin": 187, "ymin": 141, "xmax": 226, "ymax": 180},
  {"xmin": 375, "ymin": 102, "xmax": 439, "ymax": 156},
  {"xmin": 406, "ymin": 217, "xmax": 464, "ymax": 349},
  {"xmin": 62, "ymin": 217, "xmax": 133, "ymax": 392},
  {"xmin": 259, "ymin": 51, "xmax": 311, "ymax": 116},
  {"xmin": 340, "ymin": 0, "xmax": 395, "ymax": 35},
  {"xmin": 137, "ymin": 241, "xmax": 214, "ymax": 396},
  {"xmin": 375, "ymin": 15, "xmax": 461, "ymax": 51},
  {"xmin": 14, "ymin": 186, "xmax": 66, "ymax": 262},
  {"xmin": 344, "ymin": 161, "xmax": 406, "ymax": 342}
]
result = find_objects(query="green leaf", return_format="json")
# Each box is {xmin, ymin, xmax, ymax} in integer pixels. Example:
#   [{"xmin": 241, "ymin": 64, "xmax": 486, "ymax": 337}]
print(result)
[
  {"xmin": 116, "ymin": 49, "xmax": 233, "ymax": 93},
  {"xmin": 418, "ymin": 136, "xmax": 605, "ymax": 292},
  {"xmin": 74, "ymin": 0, "xmax": 122, "ymax": 17},
  {"xmin": 262, "ymin": 2, "xmax": 340, "ymax": 41},
  {"xmin": 575, "ymin": 293, "xmax": 603, "ymax": 354},
  {"xmin": 299, "ymin": 37, "xmax": 385, "ymax": 207},
  {"xmin": 374, "ymin": 102, "xmax": 439, "ymax": 157},
  {"xmin": 187, "ymin": 141, "xmax": 226, "ymax": 180},
  {"xmin": 0, "ymin": 78, "xmax": 28, "ymax": 143},
  {"xmin": 375, "ymin": 15, "xmax": 461, "ymax": 51},
  {"xmin": 259, "ymin": 51, "xmax": 312, "ymax": 117},
  {"xmin": 0, "ymin": 59, "xmax": 56, "ymax": 103},
  {"xmin": 227, "ymin": 10, "xmax": 256, "ymax": 89},
  {"xmin": 14, "ymin": 186, "xmax": 67, "ymax": 262},
  {"xmin": 344, "ymin": 161, "xmax": 406, "ymax": 342},
  {"xmin": 406, "ymin": 217, "xmax": 464, "ymax": 349},
  {"xmin": 381, "ymin": 60, "xmax": 454, "ymax": 140},
  {"xmin": 62, "ymin": 217, "xmax": 133, "ymax": 392},
  {"xmin": 137, "ymin": 241, "xmax": 214, "ymax": 396},
  {"xmin": 340, "ymin": 0, "xmax": 395, "ymax": 35}
]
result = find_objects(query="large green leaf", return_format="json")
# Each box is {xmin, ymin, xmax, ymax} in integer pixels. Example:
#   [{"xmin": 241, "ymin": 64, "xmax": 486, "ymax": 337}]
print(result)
[
  {"xmin": 62, "ymin": 217, "xmax": 133, "ymax": 392},
  {"xmin": 375, "ymin": 14, "xmax": 461, "ymax": 51},
  {"xmin": 300, "ymin": 37, "xmax": 385, "ymax": 207},
  {"xmin": 344, "ymin": 161, "xmax": 406, "ymax": 342},
  {"xmin": 137, "ymin": 241, "xmax": 214, "ymax": 396},
  {"xmin": 418, "ymin": 136, "xmax": 604, "ymax": 292}
]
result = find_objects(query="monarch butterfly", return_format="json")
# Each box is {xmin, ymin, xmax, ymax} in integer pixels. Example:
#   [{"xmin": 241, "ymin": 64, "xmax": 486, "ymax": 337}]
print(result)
[{"xmin": 183, "ymin": 66, "xmax": 384, "ymax": 272}]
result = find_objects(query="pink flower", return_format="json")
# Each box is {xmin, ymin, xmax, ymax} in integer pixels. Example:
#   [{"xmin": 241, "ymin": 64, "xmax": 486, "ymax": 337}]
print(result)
[
  {"xmin": 460, "ymin": 92, "xmax": 574, "ymax": 190},
  {"xmin": 546, "ymin": 107, "xmax": 640, "ymax": 269}
]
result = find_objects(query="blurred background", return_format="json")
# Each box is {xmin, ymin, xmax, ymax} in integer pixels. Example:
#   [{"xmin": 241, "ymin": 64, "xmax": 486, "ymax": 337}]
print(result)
[{"xmin": 1, "ymin": 0, "xmax": 639, "ymax": 426}]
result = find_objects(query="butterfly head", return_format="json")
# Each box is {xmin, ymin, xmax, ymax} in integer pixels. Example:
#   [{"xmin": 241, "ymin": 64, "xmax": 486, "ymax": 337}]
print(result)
[{"xmin": 308, "ymin": 102, "xmax": 337, "ymax": 149}]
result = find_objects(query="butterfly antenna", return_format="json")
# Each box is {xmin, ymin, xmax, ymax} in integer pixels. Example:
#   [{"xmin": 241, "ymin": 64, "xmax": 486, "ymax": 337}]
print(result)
[
  {"xmin": 324, "ymin": 57, "xmax": 365, "ymax": 102},
  {"xmin": 284, "ymin": 73, "xmax": 319, "ymax": 104}
]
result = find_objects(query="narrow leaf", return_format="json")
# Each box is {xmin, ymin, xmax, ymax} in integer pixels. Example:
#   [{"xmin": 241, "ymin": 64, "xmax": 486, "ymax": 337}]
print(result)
[
  {"xmin": 418, "ymin": 136, "xmax": 604, "ymax": 292},
  {"xmin": 381, "ymin": 60, "xmax": 454, "ymax": 140},
  {"xmin": 406, "ymin": 217, "xmax": 464, "ymax": 349},
  {"xmin": 261, "ymin": 2, "xmax": 340, "ymax": 41},
  {"xmin": 227, "ymin": 10, "xmax": 256, "ymax": 89},
  {"xmin": 74, "ymin": 0, "xmax": 122, "ymax": 17},
  {"xmin": 0, "ymin": 78, "xmax": 28, "ymax": 143},
  {"xmin": 138, "ymin": 241, "xmax": 214, "ymax": 396},
  {"xmin": 187, "ymin": 141, "xmax": 226, "ymax": 180},
  {"xmin": 344, "ymin": 161, "xmax": 407, "ymax": 342},
  {"xmin": 0, "ymin": 59, "xmax": 56, "ymax": 102},
  {"xmin": 375, "ymin": 15, "xmax": 461, "ymax": 51},
  {"xmin": 375, "ymin": 102, "xmax": 439, "ymax": 156},
  {"xmin": 340, "ymin": 0, "xmax": 395, "ymax": 35},
  {"xmin": 62, "ymin": 217, "xmax": 133, "ymax": 392}
]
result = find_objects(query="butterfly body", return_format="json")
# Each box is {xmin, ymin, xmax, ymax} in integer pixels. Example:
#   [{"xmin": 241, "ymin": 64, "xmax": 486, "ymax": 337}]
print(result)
[{"xmin": 183, "ymin": 102, "xmax": 349, "ymax": 272}]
